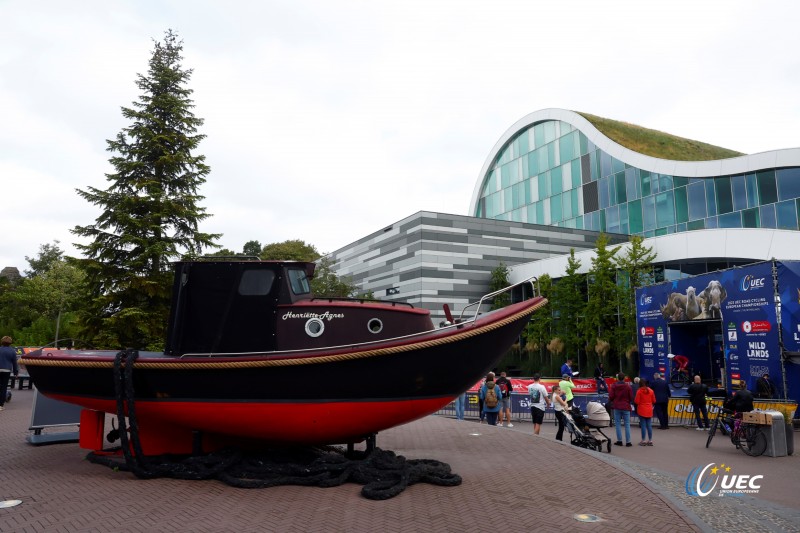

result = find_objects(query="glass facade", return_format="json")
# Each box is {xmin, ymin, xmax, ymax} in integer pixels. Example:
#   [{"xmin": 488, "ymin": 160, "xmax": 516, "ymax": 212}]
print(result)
[{"xmin": 475, "ymin": 120, "xmax": 800, "ymax": 237}]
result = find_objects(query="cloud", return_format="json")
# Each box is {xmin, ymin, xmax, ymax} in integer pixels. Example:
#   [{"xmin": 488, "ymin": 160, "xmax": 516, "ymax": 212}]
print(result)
[{"xmin": 1, "ymin": 0, "xmax": 799, "ymax": 272}]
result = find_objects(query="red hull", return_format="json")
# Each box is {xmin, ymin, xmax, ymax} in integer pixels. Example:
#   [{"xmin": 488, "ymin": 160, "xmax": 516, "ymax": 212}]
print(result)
[{"xmin": 54, "ymin": 393, "xmax": 451, "ymax": 455}]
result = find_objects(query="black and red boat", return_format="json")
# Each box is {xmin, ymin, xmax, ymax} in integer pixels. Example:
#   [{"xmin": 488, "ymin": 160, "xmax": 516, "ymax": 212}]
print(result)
[{"xmin": 20, "ymin": 260, "xmax": 546, "ymax": 455}]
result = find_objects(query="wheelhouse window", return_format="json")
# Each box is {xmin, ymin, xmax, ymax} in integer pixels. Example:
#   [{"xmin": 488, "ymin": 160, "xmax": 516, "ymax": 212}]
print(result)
[
  {"xmin": 288, "ymin": 268, "xmax": 311, "ymax": 295},
  {"xmin": 239, "ymin": 269, "xmax": 275, "ymax": 296}
]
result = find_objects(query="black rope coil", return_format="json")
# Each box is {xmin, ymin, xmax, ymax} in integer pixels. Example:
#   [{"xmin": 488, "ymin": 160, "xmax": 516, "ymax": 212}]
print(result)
[{"xmin": 86, "ymin": 349, "xmax": 462, "ymax": 500}]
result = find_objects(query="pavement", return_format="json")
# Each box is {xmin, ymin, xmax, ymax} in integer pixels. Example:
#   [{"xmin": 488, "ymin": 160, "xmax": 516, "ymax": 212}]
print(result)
[{"xmin": 0, "ymin": 388, "xmax": 798, "ymax": 533}]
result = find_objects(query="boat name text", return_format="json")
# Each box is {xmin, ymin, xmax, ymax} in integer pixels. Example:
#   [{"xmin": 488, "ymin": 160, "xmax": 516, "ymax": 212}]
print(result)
[{"xmin": 282, "ymin": 311, "xmax": 344, "ymax": 321}]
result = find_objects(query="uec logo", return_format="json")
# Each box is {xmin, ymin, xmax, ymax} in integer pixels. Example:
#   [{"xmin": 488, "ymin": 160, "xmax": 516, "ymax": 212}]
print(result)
[
  {"xmin": 740, "ymin": 275, "xmax": 765, "ymax": 292},
  {"xmin": 686, "ymin": 463, "xmax": 763, "ymax": 497}
]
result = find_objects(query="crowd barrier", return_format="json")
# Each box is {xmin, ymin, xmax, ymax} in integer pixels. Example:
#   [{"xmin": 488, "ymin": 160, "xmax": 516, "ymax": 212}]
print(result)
[{"xmin": 437, "ymin": 393, "xmax": 798, "ymax": 426}]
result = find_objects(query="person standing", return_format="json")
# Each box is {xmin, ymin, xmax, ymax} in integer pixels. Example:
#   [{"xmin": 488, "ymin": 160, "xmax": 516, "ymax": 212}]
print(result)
[
  {"xmin": 558, "ymin": 374, "xmax": 575, "ymax": 407},
  {"xmin": 454, "ymin": 391, "xmax": 467, "ymax": 421},
  {"xmin": 651, "ymin": 372, "xmax": 671, "ymax": 429},
  {"xmin": 560, "ymin": 358, "xmax": 574, "ymax": 378},
  {"xmin": 635, "ymin": 378, "xmax": 656, "ymax": 446},
  {"xmin": 608, "ymin": 373, "xmax": 633, "ymax": 447},
  {"xmin": 687, "ymin": 375, "xmax": 710, "ymax": 430},
  {"xmin": 755, "ymin": 373, "xmax": 777, "ymax": 399},
  {"xmin": 0, "ymin": 336, "xmax": 20, "ymax": 411},
  {"xmin": 527, "ymin": 373, "xmax": 550, "ymax": 435},
  {"xmin": 495, "ymin": 371, "xmax": 514, "ymax": 427},
  {"xmin": 594, "ymin": 362, "xmax": 609, "ymax": 394},
  {"xmin": 551, "ymin": 384, "xmax": 569, "ymax": 441},
  {"xmin": 479, "ymin": 372, "xmax": 502, "ymax": 426}
]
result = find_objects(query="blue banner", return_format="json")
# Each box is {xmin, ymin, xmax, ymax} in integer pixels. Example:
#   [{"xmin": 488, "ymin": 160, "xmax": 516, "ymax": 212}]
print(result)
[{"xmin": 636, "ymin": 261, "xmax": 784, "ymax": 397}]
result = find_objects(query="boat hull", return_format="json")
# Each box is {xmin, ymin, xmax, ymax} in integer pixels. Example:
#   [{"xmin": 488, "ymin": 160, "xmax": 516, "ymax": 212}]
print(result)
[{"xmin": 22, "ymin": 297, "xmax": 546, "ymax": 452}]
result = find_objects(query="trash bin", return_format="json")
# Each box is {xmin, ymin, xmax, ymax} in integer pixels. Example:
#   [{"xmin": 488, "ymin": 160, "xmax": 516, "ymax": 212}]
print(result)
[{"xmin": 760, "ymin": 411, "xmax": 787, "ymax": 457}]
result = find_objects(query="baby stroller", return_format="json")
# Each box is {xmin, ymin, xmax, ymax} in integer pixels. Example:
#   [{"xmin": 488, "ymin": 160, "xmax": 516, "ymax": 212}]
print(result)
[{"xmin": 565, "ymin": 404, "xmax": 612, "ymax": 453}]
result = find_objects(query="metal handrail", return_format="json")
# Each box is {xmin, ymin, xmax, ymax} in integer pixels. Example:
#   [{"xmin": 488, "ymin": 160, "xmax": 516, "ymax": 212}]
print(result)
[{"xmin": 458, "ymin": 276, "xmax": 539, "ymax": 323}]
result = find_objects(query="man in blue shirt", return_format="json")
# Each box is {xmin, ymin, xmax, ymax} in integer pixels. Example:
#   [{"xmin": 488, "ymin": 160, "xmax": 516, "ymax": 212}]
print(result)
[{"xmin": 560, "ymin": 358, "xmax": 573, "ymax": 378}]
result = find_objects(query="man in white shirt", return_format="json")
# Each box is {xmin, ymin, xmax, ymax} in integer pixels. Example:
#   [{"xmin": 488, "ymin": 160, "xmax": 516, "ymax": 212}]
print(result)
[{"xmin": 527, "ymin": 373, "xmax": 551, "ymax": 435}]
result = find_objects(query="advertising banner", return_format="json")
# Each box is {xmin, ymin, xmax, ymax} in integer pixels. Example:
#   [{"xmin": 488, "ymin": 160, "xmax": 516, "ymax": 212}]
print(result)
[
  {"xmin": 635, "ymin": 261, "xmax": 784, "ymax": 396},
  {"xmin": 777, "ymin": 261, "xmax": 800, "ymax": 411}
]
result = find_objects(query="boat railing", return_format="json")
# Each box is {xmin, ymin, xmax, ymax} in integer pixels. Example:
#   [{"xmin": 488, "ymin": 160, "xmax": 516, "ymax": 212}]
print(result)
[
  {"xmin": 458, "ymin": 276, "xmax": 539, "ymax": 324},
  {"xmin": 309, "ymin": 297, "xmax": 415, "ymax": 308}
]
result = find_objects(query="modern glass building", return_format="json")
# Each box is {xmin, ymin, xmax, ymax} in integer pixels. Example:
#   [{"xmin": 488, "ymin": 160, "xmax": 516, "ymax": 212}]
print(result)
[{"xmin": 469, "ymin": 109, "xmax": 800, "ymax": 238}]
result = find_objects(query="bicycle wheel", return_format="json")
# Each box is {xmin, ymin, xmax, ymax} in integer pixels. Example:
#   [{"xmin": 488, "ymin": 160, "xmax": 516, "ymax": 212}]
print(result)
[
  {"xmin": 670, "ymin": 372, "xmax": 686, "ymax": 389},
  {"xmin": 706, "ymin": 418, "xmax": 718, "ymax": 448},
  {"xmin": 738, "ymin": 425, "xmax": 768, "ymax": 457}
]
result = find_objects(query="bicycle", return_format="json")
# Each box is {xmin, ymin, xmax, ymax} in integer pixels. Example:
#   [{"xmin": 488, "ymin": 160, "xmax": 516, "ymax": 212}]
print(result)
[
  {"xmin": 669, "ymin": 364, "xmax": 692, "ymax": 389},
  {"xmin": 706, "ymin": 407, "xmax": 767, "ymax": 456}
]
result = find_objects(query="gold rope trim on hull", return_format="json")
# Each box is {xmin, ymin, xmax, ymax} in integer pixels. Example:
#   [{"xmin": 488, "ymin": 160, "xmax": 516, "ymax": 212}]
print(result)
[{"xmin": 21, "ymin": 298, "xmax": 547, "ymax": 371}]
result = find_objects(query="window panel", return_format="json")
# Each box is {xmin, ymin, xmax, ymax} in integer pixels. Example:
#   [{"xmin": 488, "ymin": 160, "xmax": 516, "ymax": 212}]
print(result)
[
  {"xmin": 527, "ymin": 204, "xmax": 537, "ymax": 224},
  {"xmin": 559, "ymin": 131, "xmax": 575, "ymax": 162},
  {"xmin": 600, "ymin": 151, "xmax": 612, "ymax": 177},
  {"xmin": 760, "ymin": 204, "xmax": 776, "ymax": 228},
  {"xmin": 571, "ymin": 159, "xmax": 582, "ymax": 188},
  {"xmin": 715, "ymin": 176, "xmax": 733, "ymax": 214},
  {"xmin": 518, "ymin": 130, "xmax": 529, "ymax": 154},
  {"xmin": 550, "ymin": 166, "xmax": 563, "ymax": 194},
  {"xmin": 640, "ymin": 170, "xmax": 652, "ymax": 197},
  {"xmin": 599, "ymin": 177, "xmax": 609, "ymax": 208},
  {"xmin": 503, "ymin": 188, "xmax": 512, "ymax": 213},
  {"xmin": 757, "ymin": 170, "xmax": 778, "ymax": 204},
  {"xmin": 742, "ymin": 207, "xmax": 759, "ymax": 228},
  {"xmin": 538, "ymin": 145, "xmax": 550, "ymax": 172},
  {"xmin": 562, "ymin": 191, "xmax": 573, "ymax": 219},
  {"xmin": 731, "ymin": 174, "xmax": 747, "ymax": 211},
  {"xmin": 571, "ymin": 189, "xmax": 579, "ymax": 217},
  {"xmin": 543, "ymin": 121, "xmax": 556, "ymax": 144},
  {"xmin": 777, "ymin": 168, "xmax": 800, "ymax": 201},
  {"xmin": 534, "ymin": 123, "xmax": 545, "ymax": 147},
  {"xmin": 550, "ymin": 194, "xmax": 563, "ymax": 222},
  {"xmin": 706, "ymin": 216, "xmax": 718, "ymax": 229},
  {"xmin": 579, "ymin": 132, "xmax": 589, "ymax": 155},
  {"xmin": 590, "ymin": 150, "xmax": 599, "ymax": 181},
  {"xmin": 625, "ymin": 167, "xmax": 639, "ymax": 201},
  {"xmin": 655, "ymin": 192, "xmax": 675, "ymax": 228},
  {"xmin": 530, "ymin": 175, "xmax": 539, "ymax": 202},
  {"xmin": 539, "ymin": 171, "xmax": 551, "ymax": 199},
  {"xmin": 745, "ymin": 173, "xmax": 758, "ymax": 208},
  {"xmin": 619, "ymin": 202, "xmax": 629, "ymax": 234},
  {"xmin": 687, "ymin": 181, "xmax": 707, "ymax": 221},
  {"xmin": 643, "ymin": 196, "xmax": 656, "ymax": 231},
  {"xmin": 549, "ymin": 141, "xmax": 559, "ymax": 168},
  {"xmin": 628, "ymin": 199, "xmax": 643, "ymax": 234},
  {"xmin": 528, "ymin": 151, "xmax": 539, "ymax": 176},
  {"xmin": 611, "ymin": 157, "xmax": 625, "ymax": 174},
  {"xmin": 501, "ymin": 162, "xmax": 511, "ymax": 188},
  {"xmin": 776, "ymin": 199, "xmax": 798, "ymax": 229},
  {"xmin": 606, "ymin": 206, "xmax": 620, "ymax": 233},
  {"xmin": 718, "ymin": 212, "xmax": 742, "ymax": 228},
  {"xmin": 706, "ymin": 179, "xmax": 717, "ymax": 215},
  {"xmin": 673, "ymin": 176, "xmax": 689, "ymax": 188},
  {"xmin": 674, "ymin": 186, "xmax": 689, "ymax": 223},
  {"xmin": 659, "ymin": 174, "xmax": 673, "ymax": 191},
  {"xmin": 562, "ymin": 162, "xmax": 572, "ymax": 192},
  {"xmin": 687, "ymin": 219, "xmax": 705, "ymax": 231},
  {"xmin": 615, "ymin": 171, "xmax": 627, "ymax": 204}
]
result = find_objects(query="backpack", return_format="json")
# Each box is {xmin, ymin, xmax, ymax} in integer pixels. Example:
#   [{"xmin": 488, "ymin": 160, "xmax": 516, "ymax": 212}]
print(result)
[
  {"xmin": 529, "ymin": 387, "xmax": 541, "ymax": 404},
  {"xmin": 498, "ymin": 381, "xmax": 508, "ymax": 395},
  {"xmin": 485, "ymin": 385, "xmax": 498, "ymax": 408}
]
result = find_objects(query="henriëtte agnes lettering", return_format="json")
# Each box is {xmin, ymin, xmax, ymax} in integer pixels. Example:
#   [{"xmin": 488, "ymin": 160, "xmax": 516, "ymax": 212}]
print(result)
[{"xmin": 282, "ymin": 311, "xmax": 344, "ymax": 321}]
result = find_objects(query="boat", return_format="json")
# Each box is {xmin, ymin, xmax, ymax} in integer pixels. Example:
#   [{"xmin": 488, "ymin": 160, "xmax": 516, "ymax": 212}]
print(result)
[{"xmin": 20, "ymin": 259, "xmax": 547, "ymax": 455}]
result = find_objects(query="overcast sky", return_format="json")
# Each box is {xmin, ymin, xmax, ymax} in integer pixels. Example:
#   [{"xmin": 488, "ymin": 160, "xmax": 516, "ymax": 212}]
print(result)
[{"xmin": 2, "ymin": 0, "xmax": 799, "ymax": 273}]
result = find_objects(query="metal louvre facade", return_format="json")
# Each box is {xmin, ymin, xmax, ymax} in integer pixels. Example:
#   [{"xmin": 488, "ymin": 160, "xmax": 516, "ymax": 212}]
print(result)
[{"xmin": 327, "ymin": 211, "xmax": 626, "ymax": 322}]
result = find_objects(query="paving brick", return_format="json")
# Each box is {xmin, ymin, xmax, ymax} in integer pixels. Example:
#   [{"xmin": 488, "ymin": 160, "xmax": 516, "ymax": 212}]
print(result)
[{"xmin": 0, "ymin": 390, "xmax": 699, "ymax": 532}]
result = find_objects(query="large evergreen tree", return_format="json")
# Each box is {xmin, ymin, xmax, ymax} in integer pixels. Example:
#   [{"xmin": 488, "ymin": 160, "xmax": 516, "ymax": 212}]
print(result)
[
  {"xmin": 489, "ymin": 262, "xmax": 511, "ymax": 310},
  {"xmin": 72, "ymin": 30, "xmax": 219, "ymax": 349}
]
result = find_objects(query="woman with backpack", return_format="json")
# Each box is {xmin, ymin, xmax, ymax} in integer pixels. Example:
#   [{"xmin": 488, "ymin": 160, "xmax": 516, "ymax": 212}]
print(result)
[{"xmin": 479, "ymin": 372, "xmax": 502, "ymax": 426}]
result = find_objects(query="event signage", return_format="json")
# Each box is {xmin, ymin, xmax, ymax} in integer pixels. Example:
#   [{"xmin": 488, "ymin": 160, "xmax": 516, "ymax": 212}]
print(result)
[{"xmin": 635, "ymin": 261, "xmax": 786, "ymax": 396}]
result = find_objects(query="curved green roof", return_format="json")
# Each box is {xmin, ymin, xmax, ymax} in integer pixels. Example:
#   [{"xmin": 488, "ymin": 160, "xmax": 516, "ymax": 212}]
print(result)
[{"xmin": 577, "ymin": 112, "xmax": 744, "ymax": 161}]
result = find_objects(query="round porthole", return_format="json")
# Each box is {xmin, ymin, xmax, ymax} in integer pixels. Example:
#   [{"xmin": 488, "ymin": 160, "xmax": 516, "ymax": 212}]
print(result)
[
  {"xmin": 367, "ymin": 318, "xmax": 383, "ymax": 334},
  {"xmin": 305, "ymin": 318, "xmax": 325, "ymax": 337}
]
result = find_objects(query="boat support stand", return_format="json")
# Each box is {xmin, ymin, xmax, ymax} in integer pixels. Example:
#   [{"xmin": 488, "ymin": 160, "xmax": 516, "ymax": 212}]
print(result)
[{"xmin": 347, "ymin": 432, "xmax": 377, "ymax": 456}]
